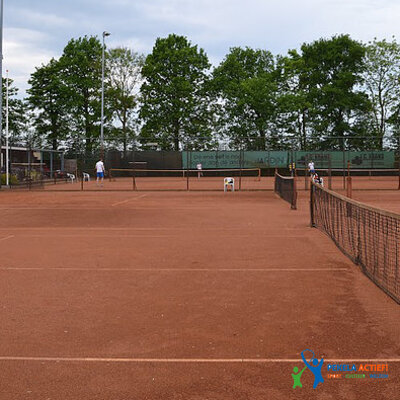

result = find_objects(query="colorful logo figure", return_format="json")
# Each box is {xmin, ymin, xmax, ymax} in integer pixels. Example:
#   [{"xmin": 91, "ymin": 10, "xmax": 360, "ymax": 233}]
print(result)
[
  {"xmin": 292, "ymin": 366, "xmax": 307, "ymax": 388},
  {"xmin": 301, "ymin": 349, "xmax": 324, "ymax": 389},
  {"xmin": 292, "ymin": 349, "xmax": 324, "ymax": 389}
]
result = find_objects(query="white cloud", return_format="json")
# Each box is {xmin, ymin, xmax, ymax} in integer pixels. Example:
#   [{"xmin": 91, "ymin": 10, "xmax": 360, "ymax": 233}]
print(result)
[
  {"xmin": 13, "ymin": 9, "xmax": 72, "ymax": 29},
  {"xmin": 4, "ymin": 28, "xmax": 55, "ymax": 97}
]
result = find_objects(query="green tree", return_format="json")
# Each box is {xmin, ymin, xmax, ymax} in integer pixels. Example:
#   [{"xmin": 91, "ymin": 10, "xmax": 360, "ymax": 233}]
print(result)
[
  {"xmin": 2, "ymin": 77, "xmax": 26, "ymax": 146},
  {"xmin": 212, "ymin": 47, "xmax": 279, "ymax": 150},
  {"xmin": 107, "ymin": 47, "xmax": 145, "ymax": 155},
  {"xmin": 300, "ymin": 35, "xmax": 370, "ymax": 150},
  {"xmin": 139, "ymin": 34, "xmax": 213, "ymax": 150},
  {"xmin": 58, "ymin": 36, "xmax": 105, "ymax": 154},
  {"xmin": 276, "ymin": 51, "xmax": 311, "ymax": 150},
  {"xmin": 363, "ymin": 37, "xmax": 400, "ymax": 148},
  {"xmin": 27, "ymin": 58, "xmax": 69, "ymax": 150}
]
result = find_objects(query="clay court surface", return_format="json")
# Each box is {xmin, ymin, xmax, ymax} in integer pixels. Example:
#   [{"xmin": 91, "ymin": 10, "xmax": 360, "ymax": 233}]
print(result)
[
  {"xmin": 350, "ymin": 191, "xmax": 400, "ymax": 214},
  {"xmin": 0, "ymin": 188, "xmax": 399, "ymax": 399}
]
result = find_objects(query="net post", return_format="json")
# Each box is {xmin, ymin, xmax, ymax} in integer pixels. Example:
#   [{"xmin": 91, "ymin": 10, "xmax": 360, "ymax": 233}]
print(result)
[
  {"xmin": 342, "ymin": 147, "xmax": 346, "ymax": 190},
  {"xmin": 291, "ymin": 174, "xmax": 297, "ymax": 210},
  {"xmin": 346, "ymin": 176, "xmax": 352, "ymax": 198},
  {"xmin": 28, "ymin": 146, "xmax": 32, "ymax": 191},
  {"xmin": 310, "ymin": 182, "xmax": 315, "ymax": 227},
  {"xmin": 132, "ymin": 168, "xmax": 136, "ymax": 191},
  {"xmin": 258, "ymin": 168, "xmax": 261, "ymax": 181},
  {"xmin": 186, "ymin": 144, "xmax": 190, "ymax": 191},
  {"xmin": 40, "ymin": 168, "xmax": 44, "ymax": 189},
  {"xmin": 356, "ymin": 206, "xmax": 362, "ymax": 265},
  {"xmin": 81, "ymin": 173, "xmax": 84, "ymax": 191},
  {"xmin": 239, "ymin": 144, "xmax": 243, "ymax": 191},
  {"xmin": 305, "ymin": 155, "xmax": 308, "ymax": 191},
  {"xmin": 328, "ymin": 154, "xmax": 332, "ymax": 190}
]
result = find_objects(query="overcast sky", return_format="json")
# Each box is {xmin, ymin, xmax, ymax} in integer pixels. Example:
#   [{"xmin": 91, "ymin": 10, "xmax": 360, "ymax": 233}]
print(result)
[{"xmin": 5, "ymin": 0, "xmax": 400, "ymax": 97}]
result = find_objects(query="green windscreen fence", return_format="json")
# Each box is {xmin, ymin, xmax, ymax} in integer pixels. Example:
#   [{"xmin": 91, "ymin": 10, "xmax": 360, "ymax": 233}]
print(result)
[
  {"xmin": 183, "ymin": 150, "xmax": 396, "ymax": 169},
  {"xmin": 182, "ymin": 151, "xmax": 288, "ymax": 169},
  {"xmin": 294, "ymin": 151, "xmax": 396, "ymax": 169}
]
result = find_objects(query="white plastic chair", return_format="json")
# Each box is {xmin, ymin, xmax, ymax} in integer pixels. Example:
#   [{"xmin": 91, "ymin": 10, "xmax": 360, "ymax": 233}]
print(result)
[
  {"xmin": 83, "ymin": 172, "xmax": 90, "ymax": 182},
  {"xmin": 66, "ymin": 173, "xmax": 76, "ymax": 183},
  {"xmin": 224, "ymin": 177, "xmax": 235, "ymax": 192}
]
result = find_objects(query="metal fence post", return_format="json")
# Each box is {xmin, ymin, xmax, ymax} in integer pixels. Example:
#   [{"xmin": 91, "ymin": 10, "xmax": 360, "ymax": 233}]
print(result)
[{"xmin": 310, "ymin": 183, "xmax": 315, "ymax": 227}]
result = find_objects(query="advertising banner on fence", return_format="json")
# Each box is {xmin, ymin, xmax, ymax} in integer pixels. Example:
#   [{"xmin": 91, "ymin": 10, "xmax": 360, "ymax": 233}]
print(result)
[
  {"xmin": 182, "ymin": 151, "xmax": 288, "ymax": 169},
  {"xmin": 183, "ymin": 151, "xmax": 396, "ymax": 169},
  {"xmin": 294, "ymin": 151, "xmax": 396, "ymax": 169}
]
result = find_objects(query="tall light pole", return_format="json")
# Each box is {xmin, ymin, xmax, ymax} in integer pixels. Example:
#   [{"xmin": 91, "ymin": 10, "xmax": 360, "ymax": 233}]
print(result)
[
  {"xmin": 100, "ymin": 31, "xmax": 110, "ymax": 160},
  {"xmin": 5, "ymin": 69, "xmax": 8, "ymax": 186}
]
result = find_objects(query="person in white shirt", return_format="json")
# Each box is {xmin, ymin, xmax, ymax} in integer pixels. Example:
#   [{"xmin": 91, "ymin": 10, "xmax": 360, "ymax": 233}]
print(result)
[
  {"xmin": 308, "ymin": 161, "xmax": 315, "ymax": 175},
  {"xmin": 196, "ymin": 163, "xmax": 203, "ymax": 179},
  {"xmin": 95, "ymin": 159, "xmax": 105, "ymax": 186}
]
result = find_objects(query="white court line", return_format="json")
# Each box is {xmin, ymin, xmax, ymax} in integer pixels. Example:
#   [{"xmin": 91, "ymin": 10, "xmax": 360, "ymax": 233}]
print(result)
[
  {"xmin": 4, "ymin": 234, "xmax": 308, "ymax": 239},
  {"xmin": 0, "ymin": 207, "xmax": 108, "ymax": 210},
  {"xmin": 0, "ymin": 267, "xmax": 349, "ymax": 272},
  {"xmin": 112, "ymin": 194, "xmax": 147, "ymax": 207},
  {"xmin": 0, "ymin": 206, "xmax": 242, "ymax": 211},
  {"xmin": 14, "ymin": 235, "xmax": 176, "ymax": 238},
  {"xmin": 0, "ymin": 356, "xmax": 398, "ymax": 363},
  {"xmin": 0, "ymin": 227, "xmax": 305, "ymax": 231},
  {"xmin": 0, "ymin": 235, "xmax": 14, "ymax": 242}
]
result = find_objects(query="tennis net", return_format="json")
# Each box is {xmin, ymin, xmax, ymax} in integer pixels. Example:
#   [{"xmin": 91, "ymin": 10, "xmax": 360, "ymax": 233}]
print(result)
[
  {"xmin": 274, "ymin": 172, "xmax": 297, "ymax": 209},
  {"xmin": 108, "ymin": 168, "xmax": 262, "ymax": 191},
  {"xmin": 310, "ymin": 181, "xmax": 400, "ymax": 304}
]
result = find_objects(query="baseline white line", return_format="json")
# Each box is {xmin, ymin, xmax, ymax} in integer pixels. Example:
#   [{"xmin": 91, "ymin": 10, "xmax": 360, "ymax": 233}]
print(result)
[
  {"xmin": 13, "ymin": 235, "xmax": 176, "ymax": 238},
  {"xmin": 0, "ymin": 268, "xmax": 349, "ymax": 272},
  {"xmin": 0, "ymin": 356, "xmax": 398, "ymax": 363},
  {"xmin": 112, "ymin": 194, "xmax": 147, "ymax": 207},
  {"xmin": 0, "ymin": 235, "xmax": 14, "ymax": 242},
  {"xmin": 0, "ymin": 227, "xmax": 305, "ymax": 231},
  {"xmin": 0, "ymin": 234, "xmax": 302, "ymax": 238}
]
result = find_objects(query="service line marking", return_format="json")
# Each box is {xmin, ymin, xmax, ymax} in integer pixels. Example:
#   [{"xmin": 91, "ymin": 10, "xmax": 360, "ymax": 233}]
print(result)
[
  {"xmin": 0, "ymin": 267, "xmax": 349, "ymax": 272},
  {"xmin": 0, "ymin": 227, "xmax": 305, "ymax": 231},
  {"xmin": 0, "ymin": 235, "xmax": 14, "ymax": 242},
  {"xmin": 11, "ymin": 235, "xmax": 175, "ymax": 239},
  {"xmin": 112, "ymin": 194, "xmax": 147, "ymax": 207},
  {"xmin": 2, "ymin": 234, "xmax": 309, "ymax": 239},
  {"xmin": 0, "ymin": 356, "xmax": 398, "ymax": 363}
]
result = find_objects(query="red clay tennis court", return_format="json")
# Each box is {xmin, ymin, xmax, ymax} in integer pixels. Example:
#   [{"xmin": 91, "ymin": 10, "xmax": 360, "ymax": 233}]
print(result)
[{"xmin": 0, "ymin": 186, "xmax": 399, "ymax": 399}]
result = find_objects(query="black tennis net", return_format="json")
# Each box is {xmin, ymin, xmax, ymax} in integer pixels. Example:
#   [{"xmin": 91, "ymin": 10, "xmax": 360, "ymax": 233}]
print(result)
[
  {"xmin": 310, "ymin": 181, "xmax": 400, "ymax": 304},
  {"xmin": 274, "ymin": 172, "xmax": 297, "ymax": 209}
]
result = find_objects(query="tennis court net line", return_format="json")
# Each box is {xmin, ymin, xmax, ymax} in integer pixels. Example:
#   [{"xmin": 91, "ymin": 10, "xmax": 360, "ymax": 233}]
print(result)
[
  {"xmin": 108, "ymin": 168, "xmax": 262, "ymax": 191},
  {"xmin": 109, "ymin": 168, "xmax": 261, "ymax": 178},
  {"xmin": 274, "ymin": 172, "xmax": 297, "ymax": 209},
  {"xmin": 310, "ymin": 181, "xmax": 400, "ymax": 304}
]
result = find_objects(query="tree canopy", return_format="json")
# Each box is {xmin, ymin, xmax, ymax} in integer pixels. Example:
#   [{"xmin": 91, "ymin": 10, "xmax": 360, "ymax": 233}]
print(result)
[{"xmin": 8, "ymin": 33, "xmax": 400, "ymax": 153}]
